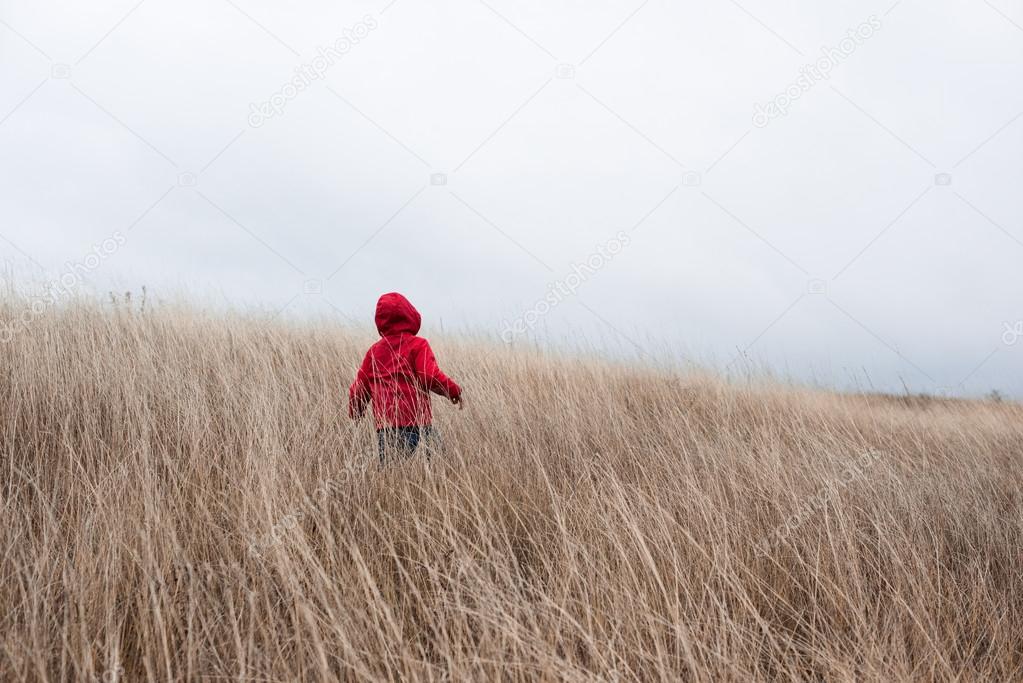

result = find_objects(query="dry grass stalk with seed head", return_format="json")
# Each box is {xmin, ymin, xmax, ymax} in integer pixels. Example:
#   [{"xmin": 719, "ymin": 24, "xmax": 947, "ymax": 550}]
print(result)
[{"xmin": 1, "ymin": 296, "xmax": 1021, "ymax": 681}]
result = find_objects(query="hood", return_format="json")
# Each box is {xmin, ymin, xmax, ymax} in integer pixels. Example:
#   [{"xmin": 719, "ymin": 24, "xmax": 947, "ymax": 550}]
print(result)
[{"xmin": 375, "ymin": 292, "xmax": 421, "ymax": 336}]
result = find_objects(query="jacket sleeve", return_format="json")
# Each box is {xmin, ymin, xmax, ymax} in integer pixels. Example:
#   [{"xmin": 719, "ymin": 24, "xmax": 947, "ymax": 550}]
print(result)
[
  {"xmin": 413, "ymin": 339, "xmax": 461, "ymax": 400},
  {"xmin": 348, "ymin": 352, "xmax": 372, "ymax": 419}
]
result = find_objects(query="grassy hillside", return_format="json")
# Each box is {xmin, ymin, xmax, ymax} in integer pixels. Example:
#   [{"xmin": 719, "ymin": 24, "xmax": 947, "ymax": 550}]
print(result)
[{"xmin": 1, "ymin": 298, "xmax": 1021, "ymax": 681}]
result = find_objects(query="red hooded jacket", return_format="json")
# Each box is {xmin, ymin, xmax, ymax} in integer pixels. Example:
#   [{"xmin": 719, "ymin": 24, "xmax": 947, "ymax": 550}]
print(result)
[{"xmin": 349, "ymin": 293, "xmax": 462, "ymax": 428}]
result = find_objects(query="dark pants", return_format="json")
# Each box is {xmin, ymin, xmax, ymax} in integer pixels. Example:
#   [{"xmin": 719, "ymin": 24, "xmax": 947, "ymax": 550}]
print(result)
[{"xmin": 377, "ymin": 426, "xmax": 432, "ymax": 463}]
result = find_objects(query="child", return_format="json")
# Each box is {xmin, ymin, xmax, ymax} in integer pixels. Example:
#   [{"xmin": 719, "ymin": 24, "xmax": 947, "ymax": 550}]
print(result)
[{"xmin": 349, "ymin": 292, "xmax": 462, "ymax": 461}]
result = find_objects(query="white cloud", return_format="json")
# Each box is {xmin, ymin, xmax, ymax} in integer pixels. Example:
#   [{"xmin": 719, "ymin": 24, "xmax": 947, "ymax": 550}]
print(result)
[{"xmin": 1, "ymin": 0, "xmax": 1021, "ymax": 397}]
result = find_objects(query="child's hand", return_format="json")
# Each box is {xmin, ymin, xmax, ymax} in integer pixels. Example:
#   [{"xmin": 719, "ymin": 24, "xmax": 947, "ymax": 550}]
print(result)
[{"xmin": 452, "ymin": 395, "xmax": 464, "ymax": 411}]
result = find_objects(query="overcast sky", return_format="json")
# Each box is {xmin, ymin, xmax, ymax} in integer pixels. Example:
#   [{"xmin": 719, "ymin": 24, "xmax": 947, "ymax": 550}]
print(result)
[{"xmin": 1, "ymin": 0, "xmax": 1021, "ymax": 398}]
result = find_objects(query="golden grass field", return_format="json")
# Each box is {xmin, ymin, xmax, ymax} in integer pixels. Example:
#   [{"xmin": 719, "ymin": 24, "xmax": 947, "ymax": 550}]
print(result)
[{"xmin": 1, "ymin": 298, "xmax": 1021, "ymax": 681}]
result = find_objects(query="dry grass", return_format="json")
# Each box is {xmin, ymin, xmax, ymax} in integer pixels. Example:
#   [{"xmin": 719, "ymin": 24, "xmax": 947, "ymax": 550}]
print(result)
[{"xmin": 1, "ymin": 297, "xmax": 1021, "ymax": 682}]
